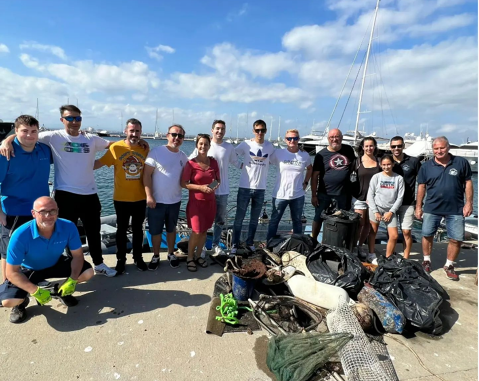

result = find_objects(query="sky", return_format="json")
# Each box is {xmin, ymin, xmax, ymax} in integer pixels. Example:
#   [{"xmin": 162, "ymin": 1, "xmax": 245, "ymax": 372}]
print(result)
[{"xmin": 0, "ymin": 0, "xmax": 477, "ymax": 143}]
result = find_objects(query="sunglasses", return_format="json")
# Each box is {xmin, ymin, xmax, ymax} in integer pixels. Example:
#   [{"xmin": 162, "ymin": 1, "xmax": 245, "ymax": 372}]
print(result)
[
  {"xmin": 63, "ymin": 116, "xmax": 82, "ymax": 122},
  {"xmin": 285, "ymin": 137, "xmax": 299, "ymax": 141},
  {"xmin": 169, "ymin": 132, "xmax": 184, "ymax": 139},
  {"xmin": 390, "ymin": 144, "xmax": 403, "ymax": 149},
  {"xmin": 254, "ymin": 129, "xmax": 267, "ymax": 134}
]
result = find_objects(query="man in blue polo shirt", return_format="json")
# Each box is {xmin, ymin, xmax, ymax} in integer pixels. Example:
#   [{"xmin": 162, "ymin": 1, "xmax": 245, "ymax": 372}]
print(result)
[
  {"xmin": 416, "ymin": 136, "xmax": 473, "ymax": 281},
  {"xmin": 0, "ymin": 115, "xmax": 52, "ymax": 283},
  {"xmin": 0, "ymin": 196, "xmax": 93, "ymax": 323}
]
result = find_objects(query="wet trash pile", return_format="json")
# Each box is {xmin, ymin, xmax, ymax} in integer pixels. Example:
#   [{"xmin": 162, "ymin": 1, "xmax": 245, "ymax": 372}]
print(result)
[{"xmin": 206, "ymin": 227, "xmax": 449, "ymax": 380}]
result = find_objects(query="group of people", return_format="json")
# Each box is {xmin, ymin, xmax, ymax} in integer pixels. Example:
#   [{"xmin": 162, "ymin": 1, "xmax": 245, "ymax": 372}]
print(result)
[
  {"xmin": 313, "ymin": 129, "xmax": 473, "ymax": 278},
  {"xmin": 0, "ymin": 106, "xmax": 473, "ymax": 325}
]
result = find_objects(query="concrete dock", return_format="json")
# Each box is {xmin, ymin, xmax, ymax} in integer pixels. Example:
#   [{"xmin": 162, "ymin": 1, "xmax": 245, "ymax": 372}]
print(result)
[{"xmin": 0, "ymin": 242, "xmax": 477, "ymax": 381}]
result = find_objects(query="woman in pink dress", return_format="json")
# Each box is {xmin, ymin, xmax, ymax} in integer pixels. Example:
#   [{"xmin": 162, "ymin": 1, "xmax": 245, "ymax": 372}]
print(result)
[{"xmin": 181, "ymin": 134, "xmax": 220, "ymax": 272}]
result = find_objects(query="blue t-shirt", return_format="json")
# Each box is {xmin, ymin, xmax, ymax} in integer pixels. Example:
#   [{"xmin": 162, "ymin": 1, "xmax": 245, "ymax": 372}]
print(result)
[
  {"xmin": 6, "ymin": 218, "xmax": 82, "ymax": 270},
  {"xmin": 417, "ymin": 155, "xmax": 472, "ymax": 215},
  {"xmin": 0, "ymin": 138, "xmax": 52, "ymax": 216}
]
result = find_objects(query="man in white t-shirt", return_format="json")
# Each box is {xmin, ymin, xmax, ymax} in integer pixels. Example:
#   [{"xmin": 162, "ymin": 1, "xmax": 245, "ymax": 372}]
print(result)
[
  {"xmin": 232, "ymin": 120, "xmax": 275, "ymax": 254},
  {"xmin": 1, "ymin": 105, "xmax": 117, "ymax": 277},
  {"xmin": 189, "ymin": 120, "xmax": 241, "ymax": 256},
  {"xmin": 144, "ymin": 125, "xmax": 188, "ymax": 270},
  {"xmin": 266, "ymin": 129, "xmax": 312, "ymax": 242}
]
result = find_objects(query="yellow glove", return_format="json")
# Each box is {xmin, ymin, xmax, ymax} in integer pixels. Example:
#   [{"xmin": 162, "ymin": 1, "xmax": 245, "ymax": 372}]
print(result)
[
  {"xmin": 58, "ymin": 277, "xmax": 78, "ymax": 296},
  {"xmin": 31, "ymin": 287, "xmax": 52, "ymax": 305}
]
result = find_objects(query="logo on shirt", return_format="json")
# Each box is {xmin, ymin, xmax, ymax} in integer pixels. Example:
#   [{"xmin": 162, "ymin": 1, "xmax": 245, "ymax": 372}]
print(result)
[
  {"xmin": 282, "ymin": 159, "xmax": 302, "ymax": 167},
  {"xmin": 380, "ymin": 180, "xmax": 395, "ymax": 189},
  {"xmin": 249, "ymin": 149, "xmax": 269, "ymax": 166},
  {"xmin": 449, "ymin": 168, "xmax": 458, "ymax": 176},
  {"xmin": 402, "ymin": 164, "xmax": 411, "ymax": 172},
  {"xmin": 122, "ymin": 155, "xmax": 144, "ymax": 180},
  {"xmin": 329, "ymin": 154, "xmax": 350, "ymax": 170},
  {"xmin": 64, "ymin": 142, "xmax": 90, "ymax": 153}
]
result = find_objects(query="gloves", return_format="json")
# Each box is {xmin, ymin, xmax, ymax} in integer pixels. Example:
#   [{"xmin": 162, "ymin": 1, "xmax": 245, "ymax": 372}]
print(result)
[
  {"xmin": 31, "ymin": 287, "xmax": 51, "ymax": 305},
  {"xmin": 58, "ymin": 277, "xmax": 78, "ymax": 296}
]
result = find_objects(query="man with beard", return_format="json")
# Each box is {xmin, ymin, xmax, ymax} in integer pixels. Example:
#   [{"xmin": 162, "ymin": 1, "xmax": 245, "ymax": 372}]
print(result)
[{"xmin": 95, "ymin": 119, "xmax": 149, "ymax": 273}]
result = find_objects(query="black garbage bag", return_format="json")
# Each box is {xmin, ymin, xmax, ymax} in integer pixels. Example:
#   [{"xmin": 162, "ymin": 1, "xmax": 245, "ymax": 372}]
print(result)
[
  {"xmin": 267, "ymin": 234, "xmax": 318, "ymax": 256},
  {"xmin": 306, "ymin": 244, "xmax": 368, "ymax": 298},
  {"xmin": 321, "ymin": 200, "xmax": 361, "ymax": 222},
  {"xmin": 369, "ymin": 253, "xmax": 449, "ymax": 334}
]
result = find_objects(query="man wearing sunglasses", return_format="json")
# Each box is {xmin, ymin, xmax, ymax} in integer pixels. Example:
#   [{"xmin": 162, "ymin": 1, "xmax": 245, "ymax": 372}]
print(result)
[
  {"xmin": 232, "ymin": 120, "xmax": 275, "ymax": 254},
  {"xmin": 0, "ymin": 115, "xmax": 52, "ymax": 285},
  {"xmin": 143, "ymin": 124, "xmax": 188, "ymax": 269},
  {"xmin": 311, "ymin": 128, "xmax": 355, "ymax": 240},
  {"xmin": 0, "ymin": 197, "xmax": 93, "ymax": 323},
  {"xmin": 390, "ymin": 136, "xmax": 421, "ymax": 259},
  {"xmin": 1, "ymin": 105, "xmax": 116, "ymax": 277},
  {"xmin": 267, "ymin": 129, "xmax": 312, "ymax": 241}
]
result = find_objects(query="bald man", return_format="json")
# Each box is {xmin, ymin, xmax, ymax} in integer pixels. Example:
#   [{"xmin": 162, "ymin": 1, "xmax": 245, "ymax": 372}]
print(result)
[
  {"xmin": 311, "ymin": 129, "xmax": 355, "ymax": 239},
  {"xmin": 0, "ymin": 197, "xmax": 93, "ymax": 323}
]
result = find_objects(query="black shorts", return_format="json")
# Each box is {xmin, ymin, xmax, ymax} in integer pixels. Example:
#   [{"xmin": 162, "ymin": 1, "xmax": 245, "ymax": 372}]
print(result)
[
  {"xmin": 0, "ymin": 215, "xmax": 34, "ymax": 259},
  {"xmin": 0, "ymin": 255, "xmax": 92, "ymax": 301}
]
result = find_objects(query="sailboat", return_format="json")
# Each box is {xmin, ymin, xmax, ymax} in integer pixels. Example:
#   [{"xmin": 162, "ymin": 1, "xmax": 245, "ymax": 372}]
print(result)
[
  {"xmin": 153, "ymin": 109, "xmax": 161, "ymax": 139},
  {"xmin": 273, "ymin": 117, "xmax": 285, "ymax": 147}
]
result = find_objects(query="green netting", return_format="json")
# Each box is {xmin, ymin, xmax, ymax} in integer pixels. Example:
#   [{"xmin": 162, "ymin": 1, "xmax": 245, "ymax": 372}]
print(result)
[{"xmin": 266, "ymin": 332, "xmax": 353, "ymax": 381}]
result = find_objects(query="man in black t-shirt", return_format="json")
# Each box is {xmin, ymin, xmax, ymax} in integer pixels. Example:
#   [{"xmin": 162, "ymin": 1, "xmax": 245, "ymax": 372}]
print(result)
[
  {"xmin": 390, "ymin": 136, "xmax": 422, "ymax": 259},
  {"xmin": 311, "ymin": 129, "xmax": 355, "ymax": 239}
]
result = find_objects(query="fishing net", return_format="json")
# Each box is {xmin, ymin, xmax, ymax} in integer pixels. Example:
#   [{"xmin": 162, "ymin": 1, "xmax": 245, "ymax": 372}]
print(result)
[
  {"xmin": 326, "ymin": 297, "xmax": 399, "ymax": 381},
  {"xmin": 266, "ymin": 332, "xmax": 353, "ymax": 381}
]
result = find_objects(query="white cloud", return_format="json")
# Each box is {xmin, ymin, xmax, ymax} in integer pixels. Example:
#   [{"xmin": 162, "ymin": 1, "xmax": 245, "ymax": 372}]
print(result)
[
  {"xmin": 0, "ymin": 44, "xmax": 9, "ymax": 53},
  {"xmin": 403, "ymin": 13, "xmax": 475, "ymax": 37},
  {"xmin": 19, "ymin": 41, "xmax": 67, "ymax": 60},
  {"xmin": 227, "ymin": 3, "xmax": 248, "ymax": 22},
  {"xmin": 145, "ymin": 44, "xmax": 175, "ymax": 61}
]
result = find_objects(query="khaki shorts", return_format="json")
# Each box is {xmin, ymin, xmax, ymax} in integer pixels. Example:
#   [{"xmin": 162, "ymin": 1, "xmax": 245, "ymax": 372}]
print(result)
[{"xmin": 396, "ymin": 205, "xmax": 415, "ymax": 231}]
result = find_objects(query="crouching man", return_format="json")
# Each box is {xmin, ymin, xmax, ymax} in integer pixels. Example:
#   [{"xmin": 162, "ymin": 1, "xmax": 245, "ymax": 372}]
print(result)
[{"xmin": 0, "ymin": 196, "xmax": 93, "ymax": 323}]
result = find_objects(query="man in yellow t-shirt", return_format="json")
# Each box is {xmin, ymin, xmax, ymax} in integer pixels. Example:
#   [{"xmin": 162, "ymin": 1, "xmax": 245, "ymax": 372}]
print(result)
[{"xmin": 94, "ymin": 119, "xmax": 148, "ymax": 273}]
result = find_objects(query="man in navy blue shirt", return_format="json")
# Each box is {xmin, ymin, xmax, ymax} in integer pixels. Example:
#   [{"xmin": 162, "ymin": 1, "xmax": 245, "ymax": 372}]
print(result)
[
  {"xmin": 0, "ymin": 115, "xmax": 52, "ymax": 283},
  {"xmin": 0, "ymin": 197, "xmax": 93, "ymax": 323},
  {"xmin": 416, "ymin": 136, "xmax": 473, "ymax": 281}
]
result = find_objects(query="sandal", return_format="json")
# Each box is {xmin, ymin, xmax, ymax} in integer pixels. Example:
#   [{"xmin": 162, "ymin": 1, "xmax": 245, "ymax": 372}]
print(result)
[
  {"xmin": 187, "ymin": 259, "xmax": 197, "ymax": 272},
  {"xmin": 195, "ymin": 256, "xmax": 208, "ymax": 268}
]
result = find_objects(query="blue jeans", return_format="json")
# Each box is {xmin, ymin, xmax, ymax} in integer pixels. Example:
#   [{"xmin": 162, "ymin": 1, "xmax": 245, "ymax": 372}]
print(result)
[
  {"xmin": 212, "ymin": 194, "xmax": 228, "ymax": 247},
  {"xmin": 233, "ymin": 188, "xmax": 265, "ymax": 246},
  {"xmin": 267, "ymin": 196, "xmax": 305, "ymax": 242},
  {"xmin": 422, "ymin": 213, "xmax": 465, "ymax": 241}
]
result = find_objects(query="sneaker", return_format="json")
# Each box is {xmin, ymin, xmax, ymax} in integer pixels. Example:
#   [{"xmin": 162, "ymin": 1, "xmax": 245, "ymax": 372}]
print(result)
[
  {"xmin": 9, "ymin": 298, "xmax": 29, "ymax": 324},
  {"xmin": 230, "ymin": 245, "xmax": 238, "ymax": 255},
  {"xmin": 444, "ymin": 265, "xmax": 459, "ymax": 281},
  {"xmin": 135, "ymin": 257, "xmax": 148, "ymax": 272},
  {"xmin": 55, "ymin": 294, "xmax": 79, "ymax": 307},
  {"xmin": 422, "ymin": 260, "xmax": 431, "ymax": 273},
  {"xmin": 94, "ymin": 263, "xmax": 117, "ymax": 277},
  {"xmin": 367, "ymin": 254, "xmax": 377, "ymax": 265},
  {"xmin": 213, "ymin": 246, "xmax": 226, "ymax": 256},
  {"xmin": 248, "ymin": 245, "xmax": 256, "ymax": 253},
  {"xmin": 148, "ymin": 255, "xmax": 160, "ymax": 271},
  {"xmin": 115, "ymin": 259, "xmax": 126, "ymax": 274},
  {"xmin": 167, "ymin": 253, "xmax": 180, "ymax": 268}
]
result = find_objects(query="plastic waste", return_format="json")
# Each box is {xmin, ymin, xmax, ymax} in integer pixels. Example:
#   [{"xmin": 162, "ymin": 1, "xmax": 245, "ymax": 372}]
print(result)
[
  {"xmin": 281, "ymin": 251, "xmax": 314, "ymax": 279},
  {"xmin": 267, "ymin": 234, "xmax": 318, "ymax": 256}
]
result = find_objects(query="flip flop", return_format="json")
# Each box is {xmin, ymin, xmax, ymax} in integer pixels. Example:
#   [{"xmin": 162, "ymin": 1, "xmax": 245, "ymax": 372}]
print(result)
[
  {"xmin": 195, "ymin": 257, "xmax": 208, "ymax": 268},
  {"xmin": 187, "ymin": 259, "xmax": 197, "ymax": 272}
]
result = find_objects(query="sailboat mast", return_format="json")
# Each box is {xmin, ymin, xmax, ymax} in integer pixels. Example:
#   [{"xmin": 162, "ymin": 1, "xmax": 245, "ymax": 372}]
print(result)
[
  {"xmin": 154, "ymin": 109, "xmax": 159, "ymax": 134},
  {"xmin": 354, "ymin": 0, "xmax": 380, "ymax": 145},
  {"xmin": 278, "ymin": 117, "xmax": 281, "ymax": 140},
  {"xmin": 269, "ymin": 117, "xmax": 273, "ymax": 140}
]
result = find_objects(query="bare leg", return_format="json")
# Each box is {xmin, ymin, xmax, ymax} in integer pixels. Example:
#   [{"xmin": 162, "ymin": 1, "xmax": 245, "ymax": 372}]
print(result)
[
  {"xmin": 166, "ymin": 231, "xmax": 176, "ymax": 254},
  {"xmin": 188, "ymin": 232, "xmax": 201, "ymax": 261},
  {"xmin": 2, "ymin": 298, "xmax": 24, "ymax": 308},
  {"xmin": 151, "ymin": 234, "xmax": 162, "ymax": 257},
  {"xmin": 195, "ymin": 233, "xmax": 208, "ymax": 258},
  {"xmin": 386, "ymin": 227, "xmax": 398, "ymax": 257},
  {"xmin": 422, "ymin": 236, "xmax": 434, "ymax": 257},
  {"xmin": 77, "ymin": 268, "xmax": 94, "ymax": 283},
  {"xmin": 402, "ymin": 229, "xmax": 413, "ymax": 259},
  {"xmin": 355, "ymin": 209, "xmax": 370, "ymax": 246},
  {"xmin": 368, "ymin": 221, "xmax": 379, "ymax": 254},
  {"xmin": 447, "ymin": 239, "xmax": 462, "ymax": 262},
  {"xmin": 312, "ymin": 221, "xmax": 323, "ymax": 241}
]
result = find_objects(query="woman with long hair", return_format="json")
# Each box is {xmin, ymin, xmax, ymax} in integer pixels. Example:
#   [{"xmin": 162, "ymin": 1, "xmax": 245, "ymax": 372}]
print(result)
[
  {"xmin": 353, "ymin": 137, "xmax": 381, "ymax": 252},
  {"xmin": 367, "ymin": 155, "xmax": 405, "ymax": 263},
  {"xmin": 181, "ymin": 134, "xmax": 220, "ymax": 272}
]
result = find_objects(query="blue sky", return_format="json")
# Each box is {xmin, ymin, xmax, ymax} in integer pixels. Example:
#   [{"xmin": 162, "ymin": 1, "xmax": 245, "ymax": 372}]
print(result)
[{"xmin": 0, "ymin": 0, "xmax": 477, "ymax": 143}]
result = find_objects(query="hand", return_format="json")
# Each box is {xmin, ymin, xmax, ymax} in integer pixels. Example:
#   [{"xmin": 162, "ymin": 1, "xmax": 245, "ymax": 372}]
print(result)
[
  {"xmin": 138, "ymin": 139, "xmax": 150, "ymax": 150},
  {"xmin": 201, "ymin": 185, "xmax": 213, "ymax": 194},
  {"xmin": 382, "ymin": 212, "xmax": 393, "ymax": 223},
  {"xmin": 0, "ymin": 212, "xmax": 6, "ymax": 227},
  {"xmin": 374, "ymin": 212, "xmax": 382, "ymax": 222},
  {"xmin": 31, "ymin": 287, "xmax": 52, "ymax": 306},
  {"xmin": 146, "ymin": 196, "xmax": 156, "ymax": 209},
  {"xmin": 311, "ymin": 195, "xmax": 318, "ymax": 208},
  {"xmin": 415, "ymin": 207, "xmax": 423, "ymax": 220},
  {"xmin": 0, "ymin": 141, "xmax": 14, "ymax": 160},
  {"xmin": 464, "ymin": 202, "xmax": 473, "ymax": 217},
  {"xmin": 59, "ymin": 277, "xmax": 78, "ymax": 296},
  {"xmin": 303, "ymin": 182, "xmax": 308, "ymax": 191}
]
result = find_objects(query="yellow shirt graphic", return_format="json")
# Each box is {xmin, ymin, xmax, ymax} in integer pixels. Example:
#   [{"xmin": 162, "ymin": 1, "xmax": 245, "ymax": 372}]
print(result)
[{"xmin": 99, "ymin": 140, "xmax": 148, "ymax": 202}]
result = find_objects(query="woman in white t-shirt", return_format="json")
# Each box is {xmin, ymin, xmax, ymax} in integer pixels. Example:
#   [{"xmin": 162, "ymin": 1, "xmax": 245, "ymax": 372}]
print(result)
[{"xmin": 266, "ymin": 129, "xmax": 312, "ymax": 242}]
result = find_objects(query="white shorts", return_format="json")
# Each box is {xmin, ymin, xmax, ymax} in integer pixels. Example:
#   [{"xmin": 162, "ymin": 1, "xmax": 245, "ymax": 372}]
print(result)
[{"xmin": 396, "ymin": 205, "xmax": 415, "ymax": 231}]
